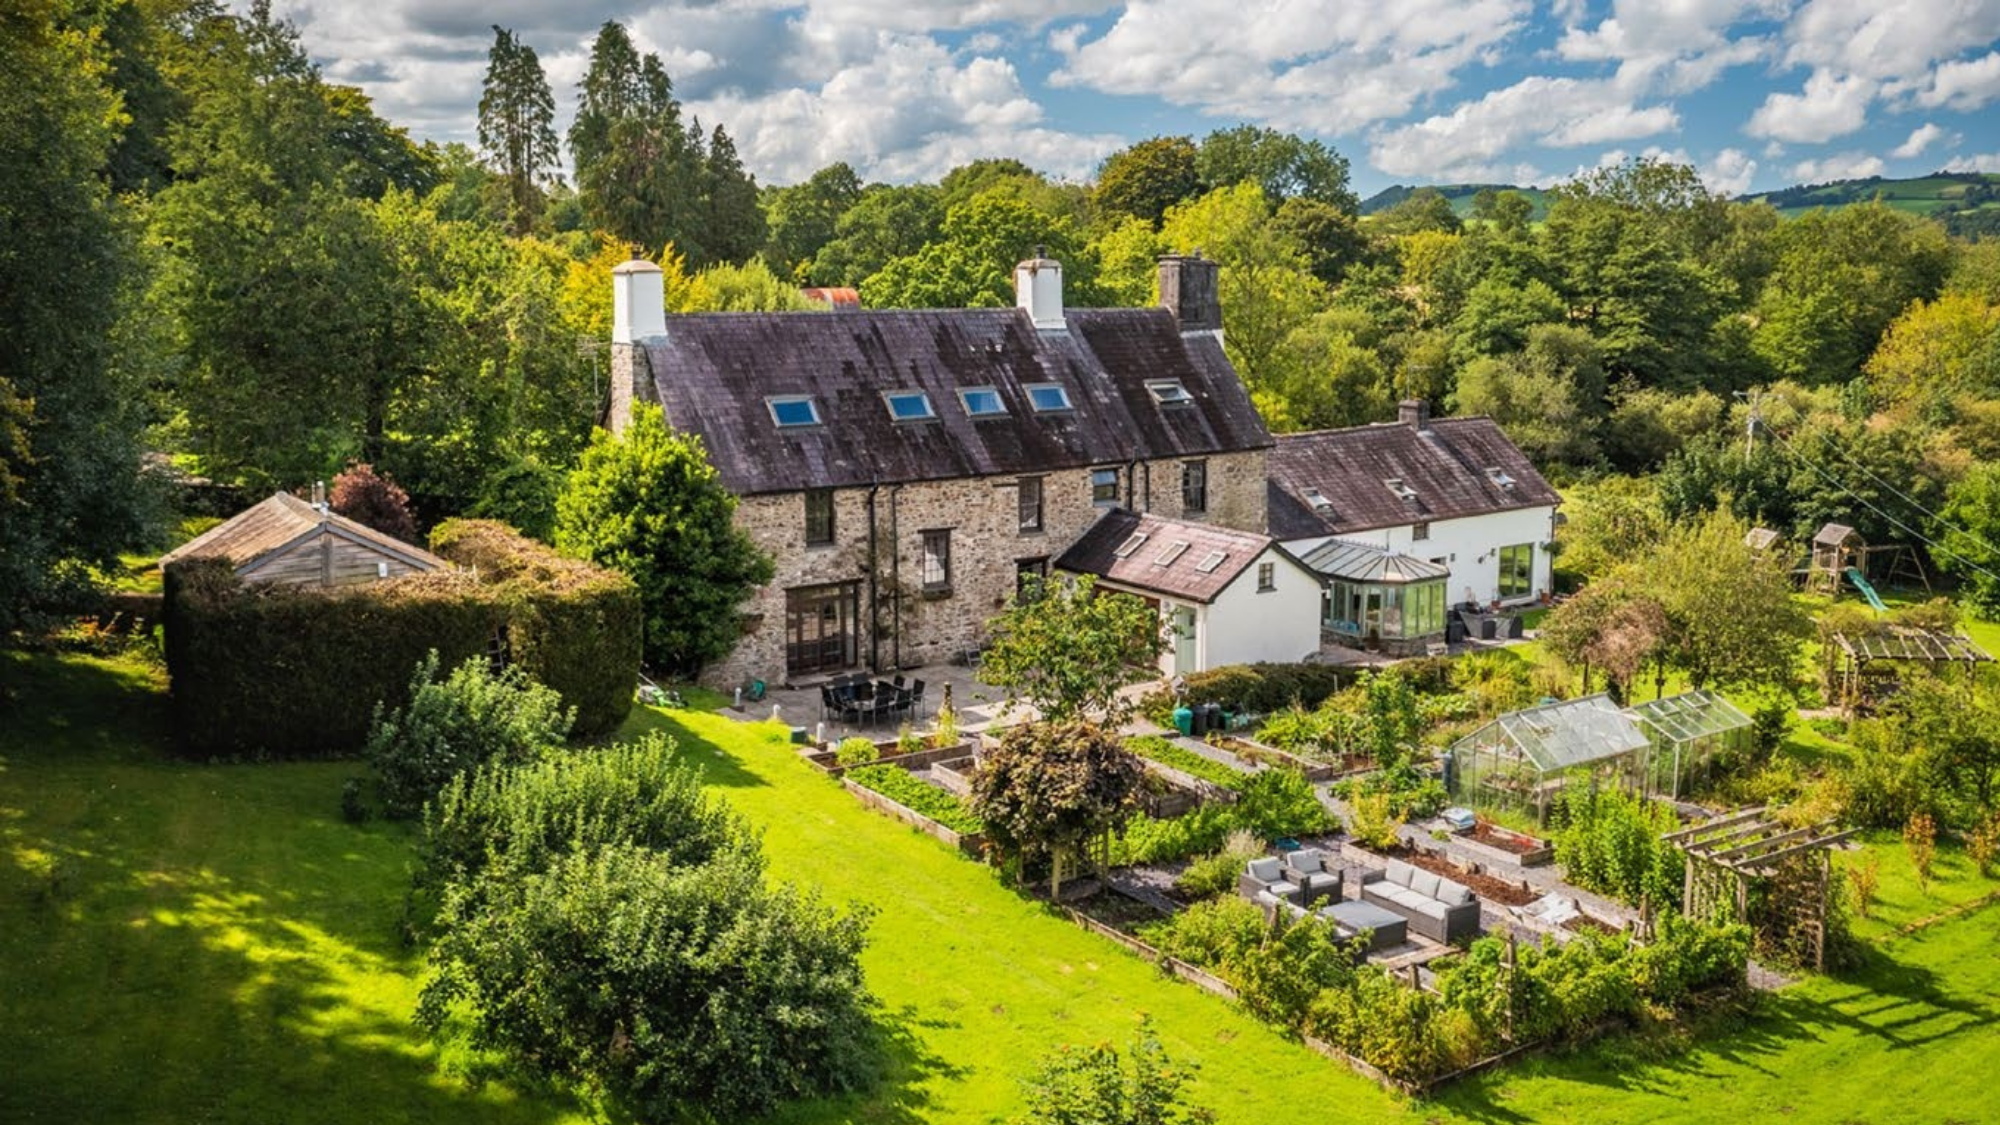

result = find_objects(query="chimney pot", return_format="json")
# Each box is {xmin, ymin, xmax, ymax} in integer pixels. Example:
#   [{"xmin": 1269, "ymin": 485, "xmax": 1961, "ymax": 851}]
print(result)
[
  {"xmin": 1157, "ymin": 253, "xmax": 1222, "ymax": 335},
  {"xmin": 612, "ymin": 258, "xmax": 668, "ymax": 343},
  {"xmin": 1015, "ymin": 253, "xmax": 1065, "ymax": 331},
  {"xmin": 1399, "ymin": 399, "xmax": 1432, "ymax": 431}
]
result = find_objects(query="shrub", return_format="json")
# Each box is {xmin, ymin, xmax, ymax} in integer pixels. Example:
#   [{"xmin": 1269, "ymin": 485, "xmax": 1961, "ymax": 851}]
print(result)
[
  {"xmin": 835, "ymin": 736, "xmax": 880, "ymax": 767},
  {"xmin": 895, "ymin": 726, "xmax": 922, "ymax": 756},
  {"xmin": 931, "ymin": 701, "xmax": 959, "ymax": 749},
  {"xmin": 1106, "ymin": 806, "xmax": 1235, "ymax": 867},
  {"xmin": 329, "ymin": 461, "xmax": 417, "ymax": 542},
  {"xmin": 1970, "ymin": 812, "xmax": 2000, "ymax": 878},
  {"xmin": 846, "ymin": 764, "xmax": 984, "ymax": 835},
  {"xmin": 1128, "ymin": 734, "xmax": 1249, "ymax": 790},
  {"xmin": 1549, "ymin": 783, "xmax": 1683, "ymax": 910},
  {"xmin": 1174, "ymin": 829, "xmax": 1265, "ymax": 898},
  {"xmin": 418, "ymin": 845, "xmax": 875, "ymax": 1122},
  {"xmin": 1140, "ymin": 895, "xmax": 1267, "ymax": 970},
  {"xmin": 1347, "ymin": 791, "xmax": 1405, "ymax": 852},
  {"xmin": 1846, "ymin": 854, "xmax": 1882, "ymax": 919},
  {"xmin": 972, "ymin": 721, "xmax": 1146, "ymax": 897},
  {"xmin": 1014, "ymin": 1017, "xmax": 1208, "ymax": 1125},
  {"xmin": 1234, "ymin": 767, "xmax": 1336, "ymax": 840},
  {"xmin": 162, "ymin": 523, "xmax": 637, "ymax": 758},
  {"xmin": 366, "ymin": 652, "xmax": 574, "ymax": 819},
  {"xmin": 1141, "ymin": 662, "xmax": 1349, "ymax": 723},
  {"xmin": 1751, "ymin": 698, "xmax": 1793, "ymax": 757},
  {"xmin": 339, "ymin": 777, "xmax": 369, "ymax": 823},
  {"xmin": 419, "ymin": 731, "xmax": 749, "ymax": 892},
  {"xmin": 1904, "ymin": 812, "xmax": 1937, "ymax": 892}
]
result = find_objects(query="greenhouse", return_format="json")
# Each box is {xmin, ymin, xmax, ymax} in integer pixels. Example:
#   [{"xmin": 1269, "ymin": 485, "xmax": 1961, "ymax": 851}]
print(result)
[
  {"xmin": 1447, "ymin": 690, "xmax": 1755, "ymax": 822},
  {"xmin": 1626, "ymin": 689, "xmax": 1752, "ymax": 800},
  {"xmin": 1299, "ymin": 539, "xmax": 1449, "ymax": 656},
  {"xmin": 1446, "ymin": 695, "xmax": 1649, "ymax": 823}
]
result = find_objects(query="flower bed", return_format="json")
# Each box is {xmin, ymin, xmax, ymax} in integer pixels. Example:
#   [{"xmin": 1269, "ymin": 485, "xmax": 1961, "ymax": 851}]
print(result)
[{"xmin": 842, "ymin": 764, "xmax": 986, "ymax": 853}]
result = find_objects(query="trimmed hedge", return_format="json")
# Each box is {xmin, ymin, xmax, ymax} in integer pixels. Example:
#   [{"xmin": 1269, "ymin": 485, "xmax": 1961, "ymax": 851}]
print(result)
[
  {"xmin": 1141, "ymin": 663, "xmax": 1351, "ymax": 724},
  {"xmin": 163, "ymin": 521, "xmax": 639, "ymax": 758}
]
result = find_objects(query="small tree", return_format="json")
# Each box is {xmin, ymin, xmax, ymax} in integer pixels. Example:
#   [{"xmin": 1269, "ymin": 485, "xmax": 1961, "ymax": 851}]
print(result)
[
  {"xmin": 1904, "ymin": 812, "xmax": 1937, "ymax": 893},
  {"xmin": 1847, "ymin": 854, "xmax": 1882, "ymax": 919},
  {"xmin": 979, "ymin": 575, "xmax": 1166, "ymax": 723},
  {"xmin": 971, "ymin": 721, "xmax": 1146, "ymax": 900},
  {"xmin": 367, "ymin": 652, "xmax": 574, "ymax": 818},
  {"xmin": 329, "ymin": 461, "xmax": 417, "ymax": 543},
  {"xmin": 1014, "ymin": 1017, "xmax": 1211, "ymax": 1125},
  {"xmin": 1539, "ymin": 575, "xmax": 1666, "ymax": 700},
  {"xmin": 1639, "ymin": 510, "xmax": 1811, "ymax": 697},
  {"xmin": 555, "ymin": 410, "xmax": 773, "ymax": 676}
]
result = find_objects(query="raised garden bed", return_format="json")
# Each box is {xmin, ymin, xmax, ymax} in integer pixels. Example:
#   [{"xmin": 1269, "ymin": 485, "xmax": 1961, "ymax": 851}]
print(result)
[
  {"xmin": 1454, "ymin": 822, "xmax": 1554, "ymax": 868},
  {"xmin": 841, "ymin": 767, "xmax": 986, "ymax": 857},
  {"xmin": 800, "ymin": 739, "xmax": 971, "ymax": 776},
  {"xmin": 1209, "ymin": 734, "xmax": 1351, "ymax": 782}
]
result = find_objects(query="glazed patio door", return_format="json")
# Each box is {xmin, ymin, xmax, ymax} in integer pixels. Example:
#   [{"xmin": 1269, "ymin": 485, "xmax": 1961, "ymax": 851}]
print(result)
[{"xmin": 785, "ymin": 582, "xmax": 860, "ymax": 677}]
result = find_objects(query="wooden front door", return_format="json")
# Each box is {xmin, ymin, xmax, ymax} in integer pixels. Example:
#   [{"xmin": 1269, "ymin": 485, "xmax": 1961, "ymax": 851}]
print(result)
[{"xmin": 785, "ymin": 582, "xmax": 861, "ymax": 677}]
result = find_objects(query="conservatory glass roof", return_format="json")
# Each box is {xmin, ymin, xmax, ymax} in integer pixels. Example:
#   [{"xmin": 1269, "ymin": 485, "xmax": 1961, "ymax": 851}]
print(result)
[
  {"xmin": 1456, "ymin": 694, "xmax": 1649, "ymax": 772},
  {"xmin": 1627, "ymin": 689, "xmax": 1751, "ymax": 744},
  {"xmin": 1298, "ymin": 539, "xmax": 1450, "ymax": 584}
]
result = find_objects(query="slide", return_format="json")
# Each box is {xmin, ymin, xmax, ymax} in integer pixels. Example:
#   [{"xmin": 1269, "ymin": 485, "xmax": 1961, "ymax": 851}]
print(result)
[{"xmin": 1845, "ymin": 566, "xmax": 1888, "ymax": 612}]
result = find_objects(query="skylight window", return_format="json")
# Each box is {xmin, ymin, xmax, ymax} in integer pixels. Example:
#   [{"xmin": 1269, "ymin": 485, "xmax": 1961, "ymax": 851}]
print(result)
[
  {"xmin": 767, "ymin": 396, "xmax": 821, "ymax": 428},
  {"xmin": 1025, "ymin": 382, "xmax": 1073, "ymax": 413},
  {"xmin": 1146, "ymin": 380, "xmax": 1193, "ymax": 407},
  {"xmin": 1153, "ymin": 540, "xmax": 1190, "ymax": 567},
  {"xmin": 1113, "ymin": 532, "xmax": 1149, "ymax": 558},
  {"xmin": 883, "ymin": 391, "xmax": 936, "ymax": 421},
  {"xmin": 1385, "ymin": 478, "xmax": 1419, "ymax": 503},
  {"xmin": 1486, "ymin": 467, "xmax": 1517, "ymax": 490},
  {"xmin": 1194, "ymin": 550, "xmax": 1228, "ymax": 574},
  {"xmin": 1304, "ymin": 487, "xmax": 1333, "ymax": 513},
  {"xmin": 958, "ymin": 386, "xmax": 1006, "ymax": 417}
]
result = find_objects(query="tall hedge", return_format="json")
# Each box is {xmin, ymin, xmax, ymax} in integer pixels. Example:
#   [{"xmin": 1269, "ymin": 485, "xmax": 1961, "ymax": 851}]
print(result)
[{"xmin": 163, "ymin": 522, "xmax": 639, "ymax": 758}]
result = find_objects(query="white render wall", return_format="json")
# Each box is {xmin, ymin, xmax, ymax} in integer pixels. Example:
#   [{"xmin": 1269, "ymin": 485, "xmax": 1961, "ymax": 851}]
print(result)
[
  {"xmin": 1157, "ymin": 548, "xmax": 1322, "ymax": 675},
  {"xmin": 1284, "ymin": 504, "xmax": 1557, "ymax": 609}
]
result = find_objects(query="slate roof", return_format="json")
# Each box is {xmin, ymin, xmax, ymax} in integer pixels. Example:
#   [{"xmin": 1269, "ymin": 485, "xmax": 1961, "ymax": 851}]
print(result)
[
  {"xmin": 634, "ymin": 307, "xmax": 1271, "ymax": 496},
  {"xmin": 1298, "ymin": 539, "xmax": 1450, "ymax": 584},
  {"xmin": 1267, "ymin": 416, "xmax": 1561, "ymax": 539},
  {"xmin": 1055, "ymin": 508, "xmax": 1279, "ymax": 604},
  {"xmin": 161, "ymin": 492, "xmax": 446, "ymax": 574}
]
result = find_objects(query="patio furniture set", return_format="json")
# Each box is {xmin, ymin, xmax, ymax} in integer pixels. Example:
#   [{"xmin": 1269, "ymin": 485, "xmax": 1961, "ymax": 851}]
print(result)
[
  {"xmin": 1241, "ymin": 848, "xmax": 1483, "ymax": 950},
  {"xmin": 819, "ymin": 674, "xmax": 927, "ymax": 726}
]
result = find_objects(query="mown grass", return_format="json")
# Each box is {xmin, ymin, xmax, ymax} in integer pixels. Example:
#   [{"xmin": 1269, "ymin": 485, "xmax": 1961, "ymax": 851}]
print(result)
[{"xmin": 5, "ymin": 646, "xmax": 2000, "ymax": 1124}]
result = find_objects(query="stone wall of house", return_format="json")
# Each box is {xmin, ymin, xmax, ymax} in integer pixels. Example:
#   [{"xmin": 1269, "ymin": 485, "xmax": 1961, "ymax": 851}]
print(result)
[{"xmin": 701, "ymin": 448, "xmax": 1270, "ymax": 689}]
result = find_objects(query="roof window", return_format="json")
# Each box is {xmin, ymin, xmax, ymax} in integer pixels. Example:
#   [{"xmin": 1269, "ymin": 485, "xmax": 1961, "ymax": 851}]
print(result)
[
  {"xmin": 1486, "ymin": 467, "xmax": 1517, "ymax": 490},
  {"xmin": 1025, "ymin": 382, "xmax": 1074, "ymax": 413},
  {"xmin": 1113, "ymin": 532, "xmax": 1150, "ymax": 558},
  {"xmin": 883, "ymin": 391, "xmax": 936, "ymax": 421},
  {"xmin": 1385, "ymin": 478, "xmax": 1419, "ymax": 503},
  {"xmin": 1194, "ymin": 550, "xmax": 1228, "ymax": 573},
  {"xmin": 1146, "ymin": 380, "xmax": 1193, "ymax": 407},
  {"xmin": 958, "ymin": 386, "xmax": 1006, "ymax": 417},
  {"xmin": 1153, "ymin": 540, "xmax": 1190, "ymax": 567},
  {"xmin": 767, "ymin": 396, "xmax": 821, "ymax": 428},
  {"xmin": 1303, "ymin": 487, "xmax": 1333, "ymax": 513}
]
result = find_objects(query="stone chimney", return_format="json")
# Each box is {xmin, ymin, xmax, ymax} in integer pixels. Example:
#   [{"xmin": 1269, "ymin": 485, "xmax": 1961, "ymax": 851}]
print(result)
[
  {"xmin": 609, "ymin": 258, "xmax": 668, "ymax": 434},
  {"xmin": 1399, "ymin": 399, "xmax": 1432, "ymax": 431},
  {"xmin": 612, "ymin": 258, "xmax": 668, "ymax": 343},
  {"xmin": 1014, "ymin": 247, "xmax": 1064, "ymax": 330},
  {"xmin": 1158, "ymin": 252, "xmax": 1222, "ymax": 338}
]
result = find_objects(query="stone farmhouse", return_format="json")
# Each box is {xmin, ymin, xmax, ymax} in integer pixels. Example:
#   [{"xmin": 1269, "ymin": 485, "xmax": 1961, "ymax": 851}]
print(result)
[{"xmin": 607, "ymin": 253, "xmax": 1557, "ymax": 687}]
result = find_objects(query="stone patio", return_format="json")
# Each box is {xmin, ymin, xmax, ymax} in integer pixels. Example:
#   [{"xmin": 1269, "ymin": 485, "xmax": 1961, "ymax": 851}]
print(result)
[{"xmin": 713, "ymin": 661, "xmax": 1042, "ymax": 745}]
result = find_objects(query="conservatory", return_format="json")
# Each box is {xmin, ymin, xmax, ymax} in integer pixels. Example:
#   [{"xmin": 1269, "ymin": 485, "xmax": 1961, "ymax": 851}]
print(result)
[
  {"xmin": 1626, "ymin": 689, "xmax": 1752, "ymax": 800},
  {"xmin": 1446, "ymin": 694, "xmax": 1651, "ymax": 823},
  {"xmin": 1299, "ymin": 539, "xmax": 1449, "ymax": 656}
]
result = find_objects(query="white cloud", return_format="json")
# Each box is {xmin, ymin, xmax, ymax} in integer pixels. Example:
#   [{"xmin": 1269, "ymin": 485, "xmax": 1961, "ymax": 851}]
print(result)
[
  {"xmin": 1745, "ymin": 69, "xmax": 1875, "ymax": 142},
  {"xmin": 1891, "ymin": 122, "xmax": 1952, "ymax": 159},
  {"xmin": 1702, "ymin": 147, "xmax": 1757, "ymax": 195},
  {"xmin": 1051, "ymin": 0, "xmax": 1534, "ymax": 134},
  {"xmin": 1369, "ymin": 75, "xmax": 1679, "ymax": 179},
  {"xmin": 1791, "ymin": 151, "xmax": 1887, "ymax": 182},
  {"xmin": 1915, "ymin": 50, "xmax": 2000, "ymax": 110},
  {"xmin": 1781, "ymin": 0, "xmax": 2000, "ymax": 86},
  {"xmin": 1944, "ymin": 152, "xmax": 2000, "ymax": 172},
  {"xmin": 1555, "ymin": 0, "xmax": 1784, "ymax": 93}
]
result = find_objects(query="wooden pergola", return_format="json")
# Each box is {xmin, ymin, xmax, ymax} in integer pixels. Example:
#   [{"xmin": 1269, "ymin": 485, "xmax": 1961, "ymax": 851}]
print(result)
[
  {"xmin": 1666, "ymin": 808, "xmax": 1855, "ymax": 971},
  {"xmin": 1826, "ymin": 627, "xmax": 1993, "ymax": 715}
]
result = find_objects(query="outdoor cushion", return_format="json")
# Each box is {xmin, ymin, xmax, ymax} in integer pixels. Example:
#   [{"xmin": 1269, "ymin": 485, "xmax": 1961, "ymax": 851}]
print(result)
[
  {"xmin": 1248, "ymin": 857, "xmax": 1282, "ymax": 882},
  {"xmin": 1408, "ymin": 870, "xmax": 1441, "ymax": 899},
  {"xmin": 1435, "ymin": 879, "xmax": 1474, "ymax": 906},
  {"xmin": 1267, "ymin": 881, "xmax": 1301, "ymax": 900},
  {"xmin": 1384, "ymin": 886, "xmax": 1429, "ymax": 909},
  {"xmin": 1409, "ymin": 898, "xmax": 1449, "ymax": 920},
  {"xmin": 1383, "ymin": 859, "xmax": 1416, "ymax": 887},
  {"xmin": 1288, "ymin": 850, "xmax": 1323, "ymax": 874}
]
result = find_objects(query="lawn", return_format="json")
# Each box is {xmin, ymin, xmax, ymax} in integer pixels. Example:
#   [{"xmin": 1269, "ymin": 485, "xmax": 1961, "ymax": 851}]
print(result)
[{"xmin": 5, "ymin": 646, "xmax": 1999, "ymax": 1124}]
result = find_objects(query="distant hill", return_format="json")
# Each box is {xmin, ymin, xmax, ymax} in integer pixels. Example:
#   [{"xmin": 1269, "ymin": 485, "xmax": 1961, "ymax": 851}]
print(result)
[
  {"xmin": 1359, "ymin": 183, "xmax": 1552, "ymax": 221},
  {"xmin": 1361, "ymin": 172, "xmax": 2000, "ymax": 237}
]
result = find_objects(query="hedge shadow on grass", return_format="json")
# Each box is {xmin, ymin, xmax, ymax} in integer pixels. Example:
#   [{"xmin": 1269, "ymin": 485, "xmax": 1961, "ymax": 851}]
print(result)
[{"xmin": 619, "ymin": 703, "xmax": 774, "ymax": 790}]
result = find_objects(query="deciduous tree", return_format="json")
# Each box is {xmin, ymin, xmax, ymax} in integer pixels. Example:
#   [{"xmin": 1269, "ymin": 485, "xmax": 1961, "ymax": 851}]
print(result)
[
  {"xmin": 971, "ymin": 721, "xmax": 1147, "ymax": 900},
  {"xmin": 979, "ymin": 574, "xmax": 1165, "ymax": 723}
]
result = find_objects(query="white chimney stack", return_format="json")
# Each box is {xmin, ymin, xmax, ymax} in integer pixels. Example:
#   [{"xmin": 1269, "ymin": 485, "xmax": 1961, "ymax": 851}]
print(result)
[
  {"xmin": 612, "ymin": 258, "xmax": 668, "ymax": 343},
  {"xmin": 1014, "ymin": 248, "xmax": 1064, "ymax": 331}
]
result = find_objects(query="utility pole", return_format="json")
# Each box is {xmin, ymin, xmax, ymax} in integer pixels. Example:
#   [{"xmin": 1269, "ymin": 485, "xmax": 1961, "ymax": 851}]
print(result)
[{"xmin": 1734, "ymin": 389, "xmax": 1764, "ymax": 455}]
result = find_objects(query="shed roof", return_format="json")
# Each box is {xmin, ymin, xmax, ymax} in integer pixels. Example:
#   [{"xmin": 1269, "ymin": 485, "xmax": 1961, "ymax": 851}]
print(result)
[
  {"xmin": 1744, "ymin": 527, "xmax": 1781, "ymax": 551},
  {"xmin": 1628, "ymin": 690, "xmax": 1752, "ymax": 744},
  {"xmin": 1055, "ymin": 508, "xmax": 1279, "ymax": 605},
  {"xmin": 1297, "ymin": 539, "xmax": 1449, "ymax": 584},
  {"xmin": 161, "ymin": 492, "xmax": 446, "ymax": 575},
  {"xmin": 1267, "ymin": 415, "xmax": 1560, "ymax": 539},
  {"xmin": 1454, "ymin": 694, "xmax": 1649, "ymax": 772},
  {"xmin": 635, "ymin": 307, "xmax": 1271, "ymax": 496}
]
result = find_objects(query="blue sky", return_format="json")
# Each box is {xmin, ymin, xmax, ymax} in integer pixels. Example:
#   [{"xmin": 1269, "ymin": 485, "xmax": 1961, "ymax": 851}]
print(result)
[{"xmin": 273, "ymin": 0, "xmax": 2000, "ymax": 197}]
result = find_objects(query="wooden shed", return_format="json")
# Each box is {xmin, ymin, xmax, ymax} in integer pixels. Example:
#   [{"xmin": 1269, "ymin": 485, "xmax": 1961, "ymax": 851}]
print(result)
[{"xmin": 161, "ymin": 490, "xmax": 446, "ymax": 587}]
